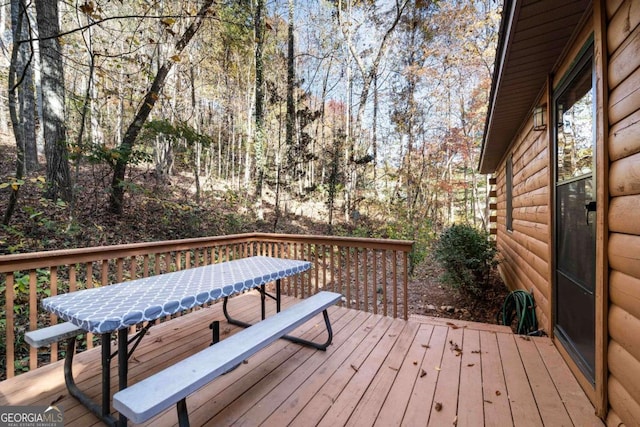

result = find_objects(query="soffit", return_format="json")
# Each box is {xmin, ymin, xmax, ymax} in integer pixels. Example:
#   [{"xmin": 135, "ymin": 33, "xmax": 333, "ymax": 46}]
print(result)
[{"xmin": 479, "ymin": 0, "xmax": 591, "ymax": 174}]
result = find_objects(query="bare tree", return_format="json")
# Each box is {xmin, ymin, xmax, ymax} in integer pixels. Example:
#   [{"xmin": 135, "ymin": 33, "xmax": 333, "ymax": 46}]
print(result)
[
  {"xmin": 334, "ymin": 0, "xmax": 411, "ymax": 220},
  {"xmin": 108, "ymin": 0, "xmax": 215, "ymax": 214},
  {"xmin": 253, "ymin": 0, "xmax": 266, "ymax": 220}
]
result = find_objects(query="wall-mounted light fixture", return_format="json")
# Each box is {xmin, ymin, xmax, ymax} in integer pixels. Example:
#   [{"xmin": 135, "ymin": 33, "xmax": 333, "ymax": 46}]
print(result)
[
  {"xmin": 533, "ymin": 104, "xmax": 547, "ymax": 131},
  {"xmin": 556, "ymin": 103, "xmax": 564, "ymax": 128}
]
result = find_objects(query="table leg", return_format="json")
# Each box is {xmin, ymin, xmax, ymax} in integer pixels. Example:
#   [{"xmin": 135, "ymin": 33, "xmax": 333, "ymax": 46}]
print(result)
[
  {"xmin": 101, "ymin": 334, "xmax": 111, "ymax": 420},
  {"xmin": 223, "ymin": 278, "xmax": 333, "ymax": 351},
  {"xmin": 63, "ymin": 335, "xmax": 118, "ymax": 427},
  {"xmin": 63, "ymin": 326, "xmax": 153, "ymax": 426},
  {"xmin": 118, "ymin": 330, "xmax": 128, "ymax": 426},
  {"xmin": 261, "ymin": 284, "xmax": 266, "ymax": 320}
]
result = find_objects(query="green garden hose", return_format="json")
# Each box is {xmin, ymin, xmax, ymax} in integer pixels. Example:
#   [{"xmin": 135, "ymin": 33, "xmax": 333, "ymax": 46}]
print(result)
[{"xmin": 498, "ymin": 290, "xmax": 538, "ymax": 335}]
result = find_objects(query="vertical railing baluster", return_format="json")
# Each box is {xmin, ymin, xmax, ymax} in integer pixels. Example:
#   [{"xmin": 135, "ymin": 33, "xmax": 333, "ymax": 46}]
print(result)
[
  {"xmin": 338, "ymin": 247, "xmax": 344, "ymax": 306},
  {"xmin": 154, "ymin": 254, "xmax": 161, "ymax": 276},
  {"xmin": 129, "ymin": 256, "xmax": 137, "ymax": 281},
  {"xmin": 294, "ymin": 243, "xmax": 299, "ymax": 298},
  {"xmin": 51, "ymin": 266, "xmax": 60, "ymax": 363},
  {"xmin": 116, "ymin": 258, "xmax": 124, "ymax": 282},
  {"xmin": 101, "ymin": 260, "xmax": 109, "ymax": 286},
  {"xmin": 330, "ymin": 246, "xmax": 335, "ymax": 296},
  {"xmin": 6, "ymin": 273, "xmax": 15, "ymax": 378},
  {"xmin": 322, "ymin": 245, "xmax": 327, "ymax": 292},
  {"xmin": 354, "ymin": 249, "xmax": 360, "ymax": 311},
  {"xmin": 29, "ymin": 269, "xmax": 38, "ymax": 371},
  {"xmin": 363, "ymin": 249, "xmax": 369, "ymax": 313},
  {"xmin": 345, "ymin": 248, "xmax": 351, "ymax": 310},
  {"xmin": 85, "ymin": 262, "xmax": 95, "ymax": 350},
  {"xmin": 373, "ymin": 251, "xmax": 378, "ymax": 315},
  {"xmin": 314, "ymin": 244, "xmax": 319, "ymax": 294},
  {"xmin": 382, "ymin": 251, "xmax": 388, "ymax": 317},
  {"xmin": 143, "ymin": 255, "xmax": 149, "ymax": 278},
  {"xmin": 403, "ymin": 251, "xmax": 409, "ymax": 320},
  {"xmin": 284, "ymin": 243, "xmax": 290, "ymax": 296},
  {"xmin": 392, "ymin": 250, "xmax": 398, "ymax": 319}
]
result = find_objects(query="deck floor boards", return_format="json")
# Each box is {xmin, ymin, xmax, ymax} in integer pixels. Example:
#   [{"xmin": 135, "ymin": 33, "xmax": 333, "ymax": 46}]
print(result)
[{"xmin": 0, "ymin": 292, "xmax": 603, "ymax": 426}]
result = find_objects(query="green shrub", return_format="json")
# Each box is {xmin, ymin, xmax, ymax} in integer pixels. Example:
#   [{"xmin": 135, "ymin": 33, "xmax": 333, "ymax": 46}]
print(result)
[{"xmin": 433, "ymin": 224, "xmax": 498, "ymax": 297}]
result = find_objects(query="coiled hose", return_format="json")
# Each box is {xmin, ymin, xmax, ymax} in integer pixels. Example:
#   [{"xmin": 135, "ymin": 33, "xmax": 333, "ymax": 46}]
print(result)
[{"xmin": 498, "ymin": 290, "xmax": 538, "ymax": 335}]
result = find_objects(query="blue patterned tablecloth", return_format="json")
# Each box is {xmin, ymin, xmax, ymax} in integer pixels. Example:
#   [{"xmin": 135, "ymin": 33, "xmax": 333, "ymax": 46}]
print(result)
[{"xmin": 42, "ymin": 256, "xmax": 311, "ymax": 334}]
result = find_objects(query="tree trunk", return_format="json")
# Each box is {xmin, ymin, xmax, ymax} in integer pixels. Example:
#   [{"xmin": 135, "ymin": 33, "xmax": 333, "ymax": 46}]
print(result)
[
  {"xmin": 0, "ymin": 2, "xmax": 9, "ymax": 136},
  {"xmin": 253, "ymin": 0, "xmax": 266, "ymax": 220},
  {"xmin": 108, "ymin": 0, "xmax": 214, "ymax": 214},
  {"xmin": 35, "ymin": 0, "xmax": 72, "ymax": 202},
  {"xmin": 11, "ymin": 0, "xmax": 37, "ymax": 172},
  {"xmin": 4, "ymin": 0, "xmax": 25, "ymax": 225},
  {"xmin": 285, "ymin": 0, "xmax": 296, "ymax": 192}
]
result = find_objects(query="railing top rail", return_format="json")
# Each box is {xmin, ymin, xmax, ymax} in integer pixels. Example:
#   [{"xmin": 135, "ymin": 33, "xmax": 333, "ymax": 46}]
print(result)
[
  {"xmin": 0, "ymin": 232, "xmax": 414, "ymax": 273},
  {"xmin": 0, "ymin": 233, "xmax": 254, "ymax": 273},
  {"xmin": 249, "ymin": 233, "xmax": 414, "ymax": 252}
]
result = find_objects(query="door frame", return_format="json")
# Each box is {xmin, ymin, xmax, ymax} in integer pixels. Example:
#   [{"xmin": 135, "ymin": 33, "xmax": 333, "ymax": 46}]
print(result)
[
  {"xmin": 552, "ymin": 36, "xmax": 597, "ymax": 385},
  {"xmin": 549, "ymin": 7, "xmax": 609, "ymax": 415}
]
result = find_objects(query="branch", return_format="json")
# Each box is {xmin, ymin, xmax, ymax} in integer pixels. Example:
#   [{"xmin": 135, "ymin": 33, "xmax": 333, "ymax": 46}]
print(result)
[{"xmin": 15, "ymin": 12, "xmax": 224, "ymax": 45}]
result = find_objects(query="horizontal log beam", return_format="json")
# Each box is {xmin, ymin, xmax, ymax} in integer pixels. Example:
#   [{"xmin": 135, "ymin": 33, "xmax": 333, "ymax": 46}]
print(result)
[
  {"xmin": 609, "ymin": 152, "xmax": 640, "ymax": 197},
  {"xmin": 609, "ymin": 107, "xmax": 640, "ymax": 162}
]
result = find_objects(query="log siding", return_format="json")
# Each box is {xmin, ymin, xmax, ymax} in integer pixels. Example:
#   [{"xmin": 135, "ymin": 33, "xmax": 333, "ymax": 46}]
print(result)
[
  {"xmin": 606, "ymin": 1, "xmax": 640, "ymax": 423},
  {"xmin": 495, "ymin": 110, "xmax": 552, "ymax": 332},
  {"xmin": 485, "ymin": 0, "xmax": 640, "ymax": 422}
]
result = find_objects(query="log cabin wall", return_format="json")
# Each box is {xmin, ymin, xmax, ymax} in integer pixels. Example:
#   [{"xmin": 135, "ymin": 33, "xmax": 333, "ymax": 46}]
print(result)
[
  {"xmin": 494, "ymin": 103, "xmax": 552, "ymax": 333},
  {"xmin": 605, "ymin": 0, "xmax": 640, "ymax": 424}
]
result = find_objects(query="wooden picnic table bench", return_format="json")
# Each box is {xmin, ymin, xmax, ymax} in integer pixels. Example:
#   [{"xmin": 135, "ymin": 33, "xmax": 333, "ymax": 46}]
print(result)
[
  {"xmin": 113, "ymin": 290, "xmax": 341, "ymax": 426},
  {"xmin": 27, "ymin": 256, "xmax": 326, "ymax": 427}
]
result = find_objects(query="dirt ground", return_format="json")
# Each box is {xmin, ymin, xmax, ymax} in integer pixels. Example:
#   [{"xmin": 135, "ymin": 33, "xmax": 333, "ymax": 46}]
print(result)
[{"xmin": 406, "ymin": 255, "xmax": 509, "ymax": 325}]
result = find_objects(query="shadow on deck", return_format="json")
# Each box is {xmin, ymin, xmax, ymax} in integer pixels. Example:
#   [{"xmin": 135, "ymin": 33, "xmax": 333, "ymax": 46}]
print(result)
[{"xmin": 0, "ymin": 292, "xmax": 602, "ymax": 426}]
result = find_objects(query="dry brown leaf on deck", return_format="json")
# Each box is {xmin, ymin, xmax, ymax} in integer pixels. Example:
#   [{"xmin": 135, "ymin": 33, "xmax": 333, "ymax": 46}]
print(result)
[
  {"xmin": 434, "ymin": 402, "xmax": 443, "ymax": 411},
  {"xmin": 495, "ymin": 390, "xmax": 501, "ymax": 396},
  {"xmin": 389, "ymin": 366, "xmax": 399, "ymax": 371},
  {"xmin": 453, "ymin": 415, "xmax": 458, "ymax": 426},
  {"xmin": 413, "ymin": 361, "xmax": 418, "ymax": 365},
  {"xmin": 435, "ymin": 366, "xmax": 441, "ymax": 371},
  {"xmin": 50, "ymin": 395, "xmax": 64, "ymax": 405},
  {"xmin": 420, "ymin": 369, "xmax": 427, "ymax": 378},
  {"xmin": 484, "ymin": 400, "xmax": 493, "ymax": 404},
  {"xmin": 467, "ymin": 363, "xmax": 475, "ymax": 367},
  {"xmin": 471, "ymin": 350, "xmax": 480, "ymax": 354},
  {"xmin": 351, "ymin": 364, "xmax": 359, "ymax": 372},
  {"xmin": 450, "ymin": 341, "xmax": 463, "ymax": 356},
  {"xmin": 446, "ymin": 322, "xmax": 459, "ymax": 329},
  {"xmin": 421, "ymin": 344, "xmax": 430, "ymax": 348}
]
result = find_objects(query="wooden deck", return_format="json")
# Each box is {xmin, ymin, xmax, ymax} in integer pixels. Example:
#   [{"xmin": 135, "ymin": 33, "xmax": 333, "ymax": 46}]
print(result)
[{"xmin": 0, "ymin": 292, "xmax": 603, "ymax": 426}]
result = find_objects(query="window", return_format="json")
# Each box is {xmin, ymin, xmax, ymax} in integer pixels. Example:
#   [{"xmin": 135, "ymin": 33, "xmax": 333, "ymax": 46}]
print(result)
[{"xmin": 506, "ymin": 155, "xmax": 513, "ymax": 231}]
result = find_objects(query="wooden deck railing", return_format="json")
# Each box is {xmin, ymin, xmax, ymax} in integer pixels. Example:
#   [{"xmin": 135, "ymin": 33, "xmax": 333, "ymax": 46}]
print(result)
[{"xmin": 0, "ymin": 232, "xmax": 413, "ymax": 379}]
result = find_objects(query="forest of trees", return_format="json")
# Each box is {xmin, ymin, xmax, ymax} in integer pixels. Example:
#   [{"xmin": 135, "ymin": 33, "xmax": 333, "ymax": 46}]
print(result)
[{"xmin": 0, "ymin": 0, "xmax": 500, "ymax": 251}]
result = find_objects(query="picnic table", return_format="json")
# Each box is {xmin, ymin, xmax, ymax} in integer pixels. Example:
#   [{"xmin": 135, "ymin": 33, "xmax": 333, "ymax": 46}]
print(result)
[{"xmin": 39, "ymin": 256, "xmax": 313, "ymax": 426}]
